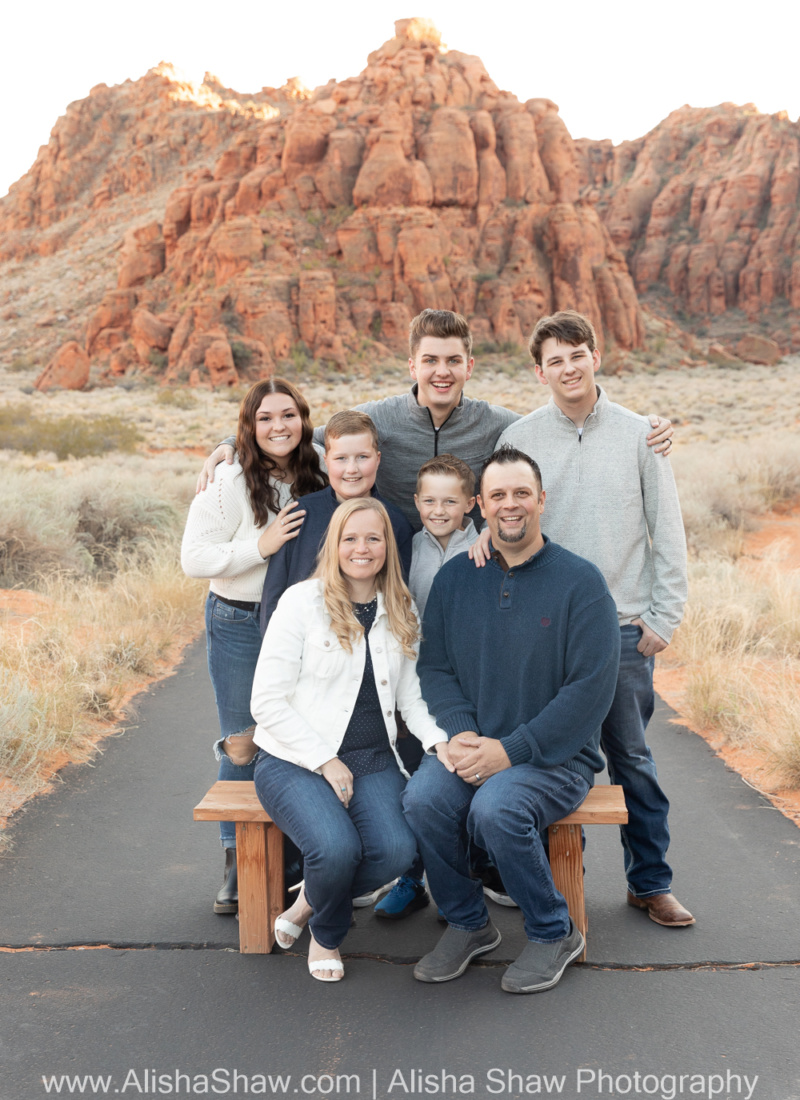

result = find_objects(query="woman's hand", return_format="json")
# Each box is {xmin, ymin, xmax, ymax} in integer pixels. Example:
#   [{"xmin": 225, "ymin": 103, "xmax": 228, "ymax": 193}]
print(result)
[
  {"xmin": 257, "ymin": 501, "xmax": 306, "ymax": 559},
  {"xmin": 196, "ymin": 444, "xmax": 235, "ymax": 493},
  {"xmin": 320, "ymin": 757, "xmax": 354, "ymax": 808},
  {"xmin": 434, "ymin": 741, "xmax": 455, "ymax": 773}
]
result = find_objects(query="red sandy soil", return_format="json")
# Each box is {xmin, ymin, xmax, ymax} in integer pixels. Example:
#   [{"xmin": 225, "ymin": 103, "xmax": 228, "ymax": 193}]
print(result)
[{"xmin": 654, "ymin": 500, "xmax": 800, "ymax": 829}]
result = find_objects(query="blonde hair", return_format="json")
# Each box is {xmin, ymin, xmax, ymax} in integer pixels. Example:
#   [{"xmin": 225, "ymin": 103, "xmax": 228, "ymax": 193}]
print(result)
[{"xmin": 311, "ymin": 498, "xmax": 419, "ymax": 659}]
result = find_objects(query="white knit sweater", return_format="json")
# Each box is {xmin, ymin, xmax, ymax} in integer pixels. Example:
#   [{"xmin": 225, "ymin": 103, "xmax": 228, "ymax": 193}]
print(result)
[{"xmin": 180, "ymin": 460, "xmax": 294, "ymax": 604}]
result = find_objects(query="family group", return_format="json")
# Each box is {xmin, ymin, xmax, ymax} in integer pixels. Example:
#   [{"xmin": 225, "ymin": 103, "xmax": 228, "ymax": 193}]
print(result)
[{"xmin": 180, "ymin": 307, "xmax": 691, "ymax": 994}]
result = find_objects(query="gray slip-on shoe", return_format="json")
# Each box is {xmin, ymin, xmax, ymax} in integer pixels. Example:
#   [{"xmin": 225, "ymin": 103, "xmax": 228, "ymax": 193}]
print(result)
[
  {"xmin": 500, "ymin": 920, "xmax": 584, "ymax": 994},
  {"xmin": 413, "ymin": 921, "xmax": 502, "ymax": 983}
]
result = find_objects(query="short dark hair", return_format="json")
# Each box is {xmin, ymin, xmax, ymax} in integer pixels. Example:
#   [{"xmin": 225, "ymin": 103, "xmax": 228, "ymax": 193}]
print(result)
[
  {"xmin": 479, "ymin": 444, "xmax": 542, "ymax": 495},
  {"xmin": 416, "ymin": 453, "xmax": 475, "ymax": 497},
  {"xmin": 528, "ymin": 309, "xmax": 597, "ymax": 366},
  {"xmin": 409, "ymin": 309, "xmax": 473, "ymax": 359}
]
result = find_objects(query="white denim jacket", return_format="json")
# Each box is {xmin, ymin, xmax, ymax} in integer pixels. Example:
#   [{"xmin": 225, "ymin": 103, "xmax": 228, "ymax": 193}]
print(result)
[{"xmin": 251, "ymin": 579, "xmax": 444, "ymax": 774}]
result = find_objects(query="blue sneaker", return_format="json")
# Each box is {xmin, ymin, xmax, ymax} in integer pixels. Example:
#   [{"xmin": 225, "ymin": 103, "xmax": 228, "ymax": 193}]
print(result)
[{"xmin": 374, "ymin": 875, "xmax": 429, "ymax": 920}]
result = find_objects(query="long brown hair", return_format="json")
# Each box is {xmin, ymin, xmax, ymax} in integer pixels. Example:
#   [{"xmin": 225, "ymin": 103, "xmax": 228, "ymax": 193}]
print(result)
[
  {"xmin": 311, "ymin": 498, "xmax": 420, "ymax": 659},
  {"xmin": 236, "ymin": 379, "xmax": 327, "ymax": 525}
]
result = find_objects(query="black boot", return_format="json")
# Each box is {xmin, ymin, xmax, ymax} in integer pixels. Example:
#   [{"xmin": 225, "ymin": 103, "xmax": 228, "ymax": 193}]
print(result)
[{"xmin": 213, "ymin": 848, "xmax": 238, "ymax": 914}]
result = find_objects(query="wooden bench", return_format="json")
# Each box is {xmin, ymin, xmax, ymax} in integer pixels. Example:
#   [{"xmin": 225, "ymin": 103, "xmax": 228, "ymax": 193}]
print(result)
[{"xmin": 194, "ymin": 781, "xmax": 627, "ymax": 959}]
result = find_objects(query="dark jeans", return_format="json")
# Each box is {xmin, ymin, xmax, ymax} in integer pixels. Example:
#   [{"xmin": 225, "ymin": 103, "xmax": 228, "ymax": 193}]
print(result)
[
  {"xmin": 403, "ymin": 755, "xmax": 590, "ymax": 943},
  {"xmin": 254, "ymin": 752, "xmax": 417, "ymax": 950},
  {"xmin": 602, "ymin": 625, "xmax": 672, "ymax": 897}
]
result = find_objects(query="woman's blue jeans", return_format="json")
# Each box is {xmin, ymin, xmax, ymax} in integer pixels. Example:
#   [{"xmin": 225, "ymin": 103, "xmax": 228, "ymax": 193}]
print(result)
[
  {"xmin": 205, "ymin": 593, "xmax": 262, "ymax": 848},
  {"xmin": 403, "ymin": 755, "xmax": 590, "ymax": 943},
  {"xmin": 254, "ymin": 752, "xmax": 417, "ymax": 950}
]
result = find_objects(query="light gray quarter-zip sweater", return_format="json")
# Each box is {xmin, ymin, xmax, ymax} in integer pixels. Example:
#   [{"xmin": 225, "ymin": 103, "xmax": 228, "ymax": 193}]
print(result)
[
  {"xmin": 313, "ymin": 386, "xmax": 519, "ymax": 530},
  {"xmin": 409, "ymin": 519, "xmax": 479, "ymax": 619},
  {"xmin": 498, "ymin": 386, "xmax": 687, "ymax": 643}
]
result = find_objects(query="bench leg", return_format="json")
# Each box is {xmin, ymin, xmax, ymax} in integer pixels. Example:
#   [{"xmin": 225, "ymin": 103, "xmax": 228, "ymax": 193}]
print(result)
[
  {"xmin": 235, "ymin": 821, "xmax": 271, "ymax": 954},
  {"xmin": 548, "ymin": 822, "xmax": 587, "ymax": 962},
  {"xmin": 266, "ymin": 825, "xmax": 285, "ymax": 944}
]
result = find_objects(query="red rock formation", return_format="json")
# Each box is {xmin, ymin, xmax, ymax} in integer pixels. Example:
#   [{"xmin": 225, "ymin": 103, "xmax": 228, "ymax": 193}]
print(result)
[
  {"xmin": 32, "ymin": 20, "xmax": 800, "ymax": 386},
  {"xmin": 576, "ymin": 105, "xmax": 800, "ymax": 328},
  {"xmin": 35, "ymin": 342, "xmax": 90, "ymax": 391},
  {"xmin": 735, "ymin": 334, "xmax": 782, "ymax": 365}
]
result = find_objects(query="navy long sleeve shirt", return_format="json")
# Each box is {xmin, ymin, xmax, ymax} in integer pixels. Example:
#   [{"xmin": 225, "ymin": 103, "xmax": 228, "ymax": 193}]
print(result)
[
  {"xmin": 259, "ymin": 487, "xmax": 414, "ymax": 636},
  {"xmin": 418, "ymin": 537, "xmax": 621, "ymax": 785}
]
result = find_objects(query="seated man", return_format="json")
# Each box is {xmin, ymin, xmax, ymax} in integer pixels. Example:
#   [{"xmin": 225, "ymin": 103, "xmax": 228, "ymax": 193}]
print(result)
[{"xmin": 403, "ymin": 445, "xmax": 620, "ymax": 994}]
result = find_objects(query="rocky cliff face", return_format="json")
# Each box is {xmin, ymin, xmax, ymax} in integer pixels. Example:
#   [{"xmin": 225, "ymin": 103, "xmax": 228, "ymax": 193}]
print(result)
[
  {"xmin": 1, "ymin": 19, "xmax": 797, "ymax": 390},
  {"xmin": 575, "ymin": 104, "xmax": 800, "ymax": 349}
]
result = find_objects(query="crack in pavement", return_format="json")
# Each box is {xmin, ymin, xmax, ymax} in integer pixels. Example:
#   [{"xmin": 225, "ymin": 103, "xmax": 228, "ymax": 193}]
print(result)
[{"xmin": 1, "ymin": 943, "xmax": 799, "ymax": 971}]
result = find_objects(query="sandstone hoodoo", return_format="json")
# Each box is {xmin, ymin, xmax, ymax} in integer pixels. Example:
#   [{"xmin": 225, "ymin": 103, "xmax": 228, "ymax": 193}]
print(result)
[{"xmin": 2, "ymin": 19, "xmax": 798, "ymax": 390}]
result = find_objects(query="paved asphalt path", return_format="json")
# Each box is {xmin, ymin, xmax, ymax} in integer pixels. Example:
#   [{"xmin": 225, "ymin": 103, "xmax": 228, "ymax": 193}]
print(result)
[{"xmin": 1, "ymin": 638, "xmax": 798, "ymax": 1100}]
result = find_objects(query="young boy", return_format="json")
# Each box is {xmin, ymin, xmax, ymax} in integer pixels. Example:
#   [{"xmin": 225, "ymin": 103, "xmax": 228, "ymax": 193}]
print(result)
[
  {"xmin": 259, "ymin": 410, "xmax": 413, "ymax": 636},
  {"xmin": 374, "ymin": 454, "xmax": 479, "ymax": 920},
  {"xmin": 408, "ymin": 455, "xmax": 479, "ymax": 620}
]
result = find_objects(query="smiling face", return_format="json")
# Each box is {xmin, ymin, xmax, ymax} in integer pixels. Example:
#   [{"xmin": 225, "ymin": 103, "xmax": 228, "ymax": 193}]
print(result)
[
  {"xmin": 409, "ymin": 335, "xmax": 474, "ymax": 422},
  {"xmin": 478, "ymin": 461, "xmax": 545, "ymax": 561},
  {"xmin": 325, "ymin": 432, "xmax": 381, "ymax": 502},
  {"xmin": 253, "ymin": 393, "xmax": 303, "ymax": 465},
  {"xmin": 534, "ymin": 337, "xmax": 601, "ymax": 421},
  {"xmin": 414, "ymin": 472, "xmax": 475, "ymax": 549},
  {"xmin": 338, "ymin": 509, "xmax": 387, "ymax": 589}
]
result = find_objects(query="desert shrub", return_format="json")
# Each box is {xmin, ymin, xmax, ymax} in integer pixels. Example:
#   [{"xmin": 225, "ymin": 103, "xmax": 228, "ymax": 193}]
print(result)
[
  {"xmin": 148, "ymin": 350, "xmax": 168, "ymax": 371},
  {"xmin": 155, "ymin": 388, "xmax": 197, "ymax": 410},
  {"xmin": 0, "ymin": 457, "xmax": 191, "ymax": 587},
  {"xmin": 0, "ymin": 405, "xmax": 141, "ymax": 460},
  {"xmin": 673, "ymin": 436, "xmax": 800, "ymax": 558},
  {"xmin": 230, "ymin": 341, "xmax": 253, "ymax": 371},
  {"xmin": 220, "ymin": 309, "xmax": 242, "ymax": 333},
  {"xmin": 8, "ymin": 355, "xmax": 36, "ymax": 373}
]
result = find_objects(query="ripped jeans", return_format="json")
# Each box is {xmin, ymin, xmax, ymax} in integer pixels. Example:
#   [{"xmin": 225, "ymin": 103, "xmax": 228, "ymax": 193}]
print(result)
[{"xmin": 205, "ymin": 592, "xmax": 262, "ymax": 848}]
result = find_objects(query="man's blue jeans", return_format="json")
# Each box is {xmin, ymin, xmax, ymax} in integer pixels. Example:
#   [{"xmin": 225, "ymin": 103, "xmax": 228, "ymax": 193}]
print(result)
[
  {"xmin": 254, "ymin": 752, "xmax": 417, "ymax": 950},
  {"xmin": 601, "ymin": 624, "xmax": 672, "ymax": 897},
  {"xmin": 403, "ymin": 755, "xmax": 590, "ymax": 943},
  {"xmin": 205, "ymin": 593, "xmax": 262, "ymax": 848}
]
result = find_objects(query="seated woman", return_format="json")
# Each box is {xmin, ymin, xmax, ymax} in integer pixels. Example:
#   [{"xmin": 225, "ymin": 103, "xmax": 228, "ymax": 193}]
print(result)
[
  {"xmin": 181, "ymin": 379, "xmax": 327, "ymax": 914},
  {"xmin": 251, "ymin": 497, "xmax": 450, "ymax": 982}
]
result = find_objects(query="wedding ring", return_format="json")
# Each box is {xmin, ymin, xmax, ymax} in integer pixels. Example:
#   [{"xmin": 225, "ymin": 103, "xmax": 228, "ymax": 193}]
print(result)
[{"xmin": 474, "ymin": 773, "xmax": 481, "ymax": 781}]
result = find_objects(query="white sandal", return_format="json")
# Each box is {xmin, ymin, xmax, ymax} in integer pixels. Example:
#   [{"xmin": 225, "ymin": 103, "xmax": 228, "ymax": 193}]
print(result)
[
  {"xmin": 274, "ymin": 915, "xmax": 305, "ymax": 950},
  {"xmin": 308, "ymin": 957, "xmax": 344, "ymax": 982}
]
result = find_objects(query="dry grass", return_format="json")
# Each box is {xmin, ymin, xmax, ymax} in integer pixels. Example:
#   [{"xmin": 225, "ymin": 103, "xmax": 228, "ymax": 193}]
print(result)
[
  {"xmin": 0, "ymin": 453, "xmax": 206, "ymax": 847},
  {"xmin": 663, "ymin": 454, "xmax": 800, "ymax": 790}
]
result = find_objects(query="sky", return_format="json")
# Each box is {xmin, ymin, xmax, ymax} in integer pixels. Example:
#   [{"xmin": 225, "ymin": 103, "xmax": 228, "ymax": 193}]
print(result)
[{"xmin": 2, "ymin": 0, "xmax": 797, "ymax": 198}]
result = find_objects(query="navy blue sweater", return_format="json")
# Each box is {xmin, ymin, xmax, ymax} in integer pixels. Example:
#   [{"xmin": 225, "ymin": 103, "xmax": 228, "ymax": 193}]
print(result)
[
  {"xmin": 259, "ymin": 487, "xmax": 414, "ymax": 635},
  {"xmin": 418, "ymin": 538, "xmax": 620, "ymax": 784}
]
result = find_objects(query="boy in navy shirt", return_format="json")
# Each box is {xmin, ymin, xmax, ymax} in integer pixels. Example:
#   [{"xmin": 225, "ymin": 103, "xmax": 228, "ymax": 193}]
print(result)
[{"xmin": 259, "ymin": 410, "xmax": 413, "ymax": 636}]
